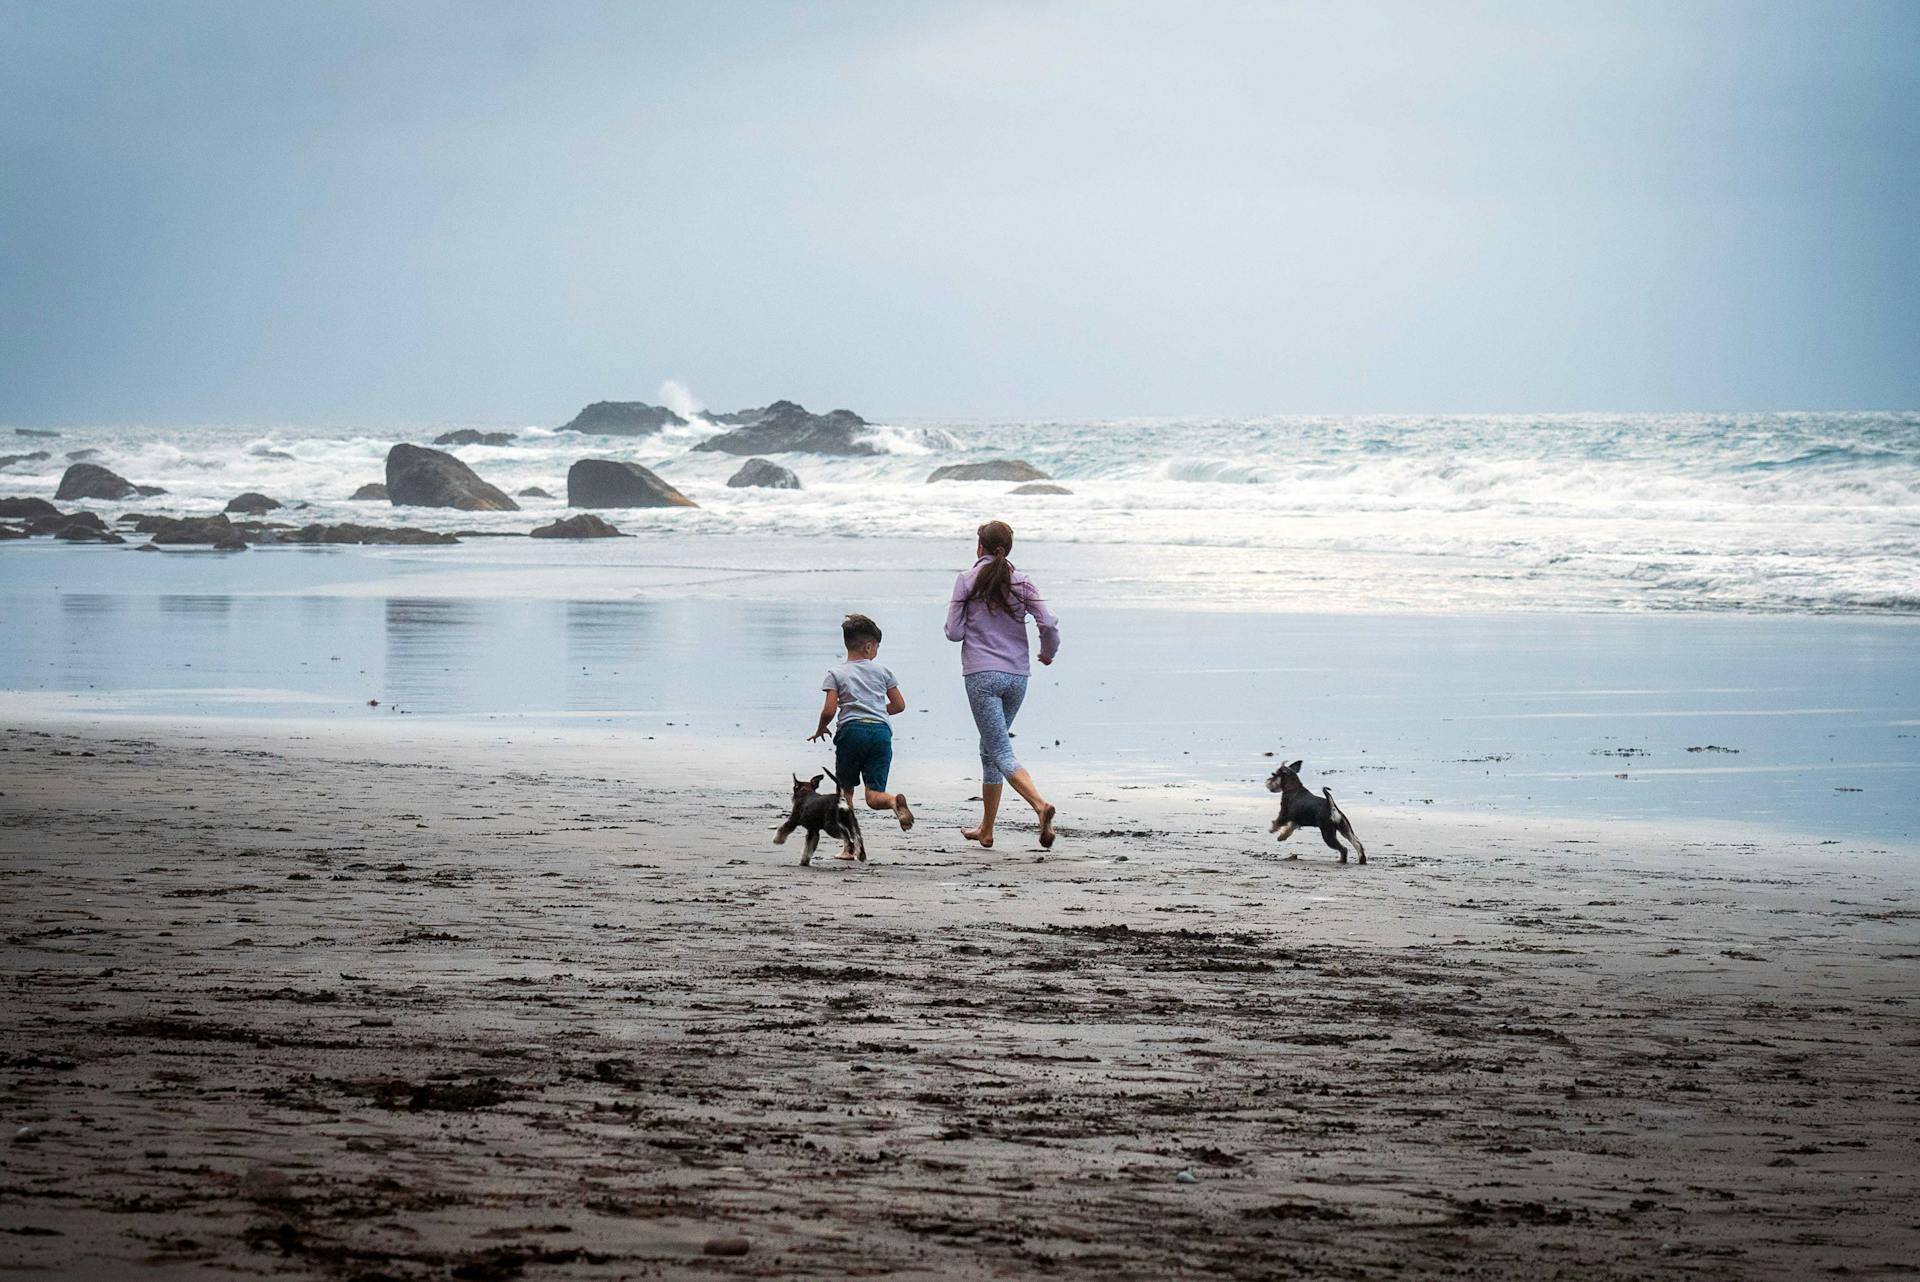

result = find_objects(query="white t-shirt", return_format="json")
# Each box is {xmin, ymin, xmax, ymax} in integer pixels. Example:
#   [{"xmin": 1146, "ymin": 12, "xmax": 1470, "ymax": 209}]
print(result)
[{"xmin": 822, "ymin": 659, "xmax": 895, "ymax": 727}]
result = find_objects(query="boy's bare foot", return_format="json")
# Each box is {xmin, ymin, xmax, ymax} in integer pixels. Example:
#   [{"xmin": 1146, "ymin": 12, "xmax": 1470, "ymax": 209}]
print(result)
[
  {"xmin": 961, "ymin": 825, "xmax": 993, "ymax": 849},
  {"xmin": 835, "ymin": 848, "xmax": 859, "ymax": 861},
  {"xmin": 1038, "ymin": 804, "xmax": 1057, "ymax": 849},
  {"xmin": 893, "ymin": 794, "xmax": 914, "ymax": 830}
]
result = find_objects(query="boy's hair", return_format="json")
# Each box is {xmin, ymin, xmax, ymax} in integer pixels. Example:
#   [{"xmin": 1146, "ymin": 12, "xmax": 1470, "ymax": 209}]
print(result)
[{"xmin": 842, "ymin": 613, "xmax": 882, "ymax": 649}]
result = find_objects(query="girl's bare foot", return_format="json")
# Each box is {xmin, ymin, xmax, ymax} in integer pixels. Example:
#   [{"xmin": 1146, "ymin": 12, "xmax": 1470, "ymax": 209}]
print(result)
[
  {"xmin": 961, "ymin": 825, "xmax": 994, "ymax": 849},
  {"xmin": 893, "ymin": 794, "xmax": 914, "ymax": 830},
  {"xmin": 1037, "ymin": 804, "xmax": 1057, "ymax": 849}
]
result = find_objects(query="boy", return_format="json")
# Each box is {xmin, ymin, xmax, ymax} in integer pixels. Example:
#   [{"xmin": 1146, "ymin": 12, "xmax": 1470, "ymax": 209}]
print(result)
[{"xmin": 808, "ymin": 613, "xmax": 914, "ymax": 846}]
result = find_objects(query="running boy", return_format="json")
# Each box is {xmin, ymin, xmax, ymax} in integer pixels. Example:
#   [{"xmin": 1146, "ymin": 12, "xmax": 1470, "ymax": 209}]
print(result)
[{"xmin": 809, "ymin": 613, "xmax": 914, "ymax": 840}]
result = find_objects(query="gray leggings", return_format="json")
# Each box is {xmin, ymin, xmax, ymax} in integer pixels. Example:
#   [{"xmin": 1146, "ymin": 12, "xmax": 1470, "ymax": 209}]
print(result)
[{"xmin": 965, "ymin": 670, "xmax": 1028, "ymax": 785}]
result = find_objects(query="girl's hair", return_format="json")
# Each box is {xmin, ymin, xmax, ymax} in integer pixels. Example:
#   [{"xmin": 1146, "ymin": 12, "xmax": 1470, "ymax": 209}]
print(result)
[{"xmin": 967, "ymin": 520, "xmax": 1020, "ymax": 614}]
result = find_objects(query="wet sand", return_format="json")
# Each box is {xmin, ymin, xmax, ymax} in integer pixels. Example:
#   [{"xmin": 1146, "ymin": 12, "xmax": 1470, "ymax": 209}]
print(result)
[{"xmin": 3, "ymin": 720, "xmax": 1917, "ymax": 1280}]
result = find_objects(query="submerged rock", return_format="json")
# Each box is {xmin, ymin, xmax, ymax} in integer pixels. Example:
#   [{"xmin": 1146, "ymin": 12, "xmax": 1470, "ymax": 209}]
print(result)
[
  {"xmin": 384, "ymin": 444, "xmax": 518, "ymax": 511},
  {"xmin": 515, "ymin": 486, "xmax": 554, "ymax": 499},
  {"xmin": 927, "ymin": 460, "xmax": 1052, "ymax": 483},
  {"xmin": 529, "ymin": 513, "xmax": 624, "ymax": 538},
  {"xmin": 65, "ymin": 448, "xmax": 99, "ymax": 461},
  {"xmin": 566, "ymin": 459, "xmax": 696, "ymax": 509},
  {"xmin": 432, "ymin": 429, "xmax": 517, "ymax": 447},
  {"xmin": 0, "ymin": 451, "xmax": 50, "ymax": 470},
  {"xmin": 225, "ymin": 492, "xmax": 283, "ymax": 515},
  {"xmin": 348, "ymin": 482, "xmax": 388, "ymax": 501},
  {"xmin": 556, "ymin": 402, "xmax": 687, "ymax": 436},
  {"xmin": 692, "ymin": 401, "xmax": 878, "ymax": 456},
  {"xmin": 726, "ymin": 458, "xmax": 802, "ymax": 490},
  {"xmin": 280, "ymin": 523, "xmax": 459, "ymax": 546},
  {"xmin": 1011, "ymin": 482, "xmax": 1073, "ymax": 495},
  {"xmin": 0, "ymin": 523, "xmax": 27, "ymax": 539},
  {"xmin": 14, "ymin": 428, "xmax": 59, "ymax": 438},
  {"xmin": 55, "ymin": 462, "xmax": 165, "ymax": 501},
  {"xmin": 250, "ymin": 447, "xmax": 296, "ymax": 461}
]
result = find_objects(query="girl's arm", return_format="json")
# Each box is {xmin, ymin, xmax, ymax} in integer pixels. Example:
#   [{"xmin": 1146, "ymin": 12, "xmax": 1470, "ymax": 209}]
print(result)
[
  {"xmin": 944, "ymin": 572, "xmax": 969, "ymax": 642},
  {"xmin": 1022, "ymin": 580, "xmax": 1061, "ymax": 665}
]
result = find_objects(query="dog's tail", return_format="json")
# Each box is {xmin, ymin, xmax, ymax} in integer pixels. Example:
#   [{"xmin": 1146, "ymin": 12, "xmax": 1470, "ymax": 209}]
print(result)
[
  {"xmin": 1322, "ymin": 787, "xmax": 1344, "ymax": 824},
  {"xmin": 821, "ymin": 765, "xmax": 842, "ymax": 788}
]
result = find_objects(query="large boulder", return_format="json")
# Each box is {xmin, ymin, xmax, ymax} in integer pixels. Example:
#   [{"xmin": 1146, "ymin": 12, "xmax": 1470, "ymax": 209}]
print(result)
[
  {"xmin": 225, "ymin": 492, "xmax": 282, "ymax": 515},
  {"xmin": 433, "ymin": 429, "xmax": 517, "ymax": 447},
  {"xmin": 726, "ymin": 458, "xmax": 801, "ymax": 490},
  {"xmin": 348, "ymin": 482, "xmax": 388, "ymax": 501},
  {"xmin": 927, "ymin": 460, "xmax": 1052, "ymax": 483},
  {"xmin": 556, "ymin": 402, "xmax": 687, "ymax": 436},
  {"xmin": 566, "ymin": 459, "xmax": 696, "ymax": 509},
  {"xmin": 691, "ymin": 401, "xmax": 878, "ymax": 456},
  {"xmin": 0, "ymin": 451, "xmax": 50, "ymax": 470},
  {"xmin": 385, "ymin": 444, "xmax": 518, "ymax": 511},
  {"xmin": 529, "ymin": 513, "xmax": 624, "ymax": 539},
  {"xmin": 55, "ymin": 462, "xmax": 165, "ymax": 501},
  {"xmin": 0, "ymin": 496, "xmax": 61, "ymax": 520},
  {"xmin": 281, "ymin": 523, "xmax": 459, "ymax": 546}
]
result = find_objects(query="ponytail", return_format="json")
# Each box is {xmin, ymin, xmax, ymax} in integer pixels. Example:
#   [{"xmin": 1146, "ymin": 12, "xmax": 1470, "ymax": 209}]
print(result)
[{"xmin": 966, "ymin": 520, "xmax": 1020, "ymax": 615}]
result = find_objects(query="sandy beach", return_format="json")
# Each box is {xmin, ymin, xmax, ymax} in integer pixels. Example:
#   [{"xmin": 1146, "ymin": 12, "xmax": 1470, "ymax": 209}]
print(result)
[{"xmin": 4, "ymin": 718, "xmax": 1916, "ymax": 1280}]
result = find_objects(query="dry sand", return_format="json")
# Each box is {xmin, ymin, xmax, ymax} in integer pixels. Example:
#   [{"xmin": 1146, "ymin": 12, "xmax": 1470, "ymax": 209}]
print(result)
[{"xmin": 2, "ymin": 720, "xmax": 1916, "ymax": 1280}]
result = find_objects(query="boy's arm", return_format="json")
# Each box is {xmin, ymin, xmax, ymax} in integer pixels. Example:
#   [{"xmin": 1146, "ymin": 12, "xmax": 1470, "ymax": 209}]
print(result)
[
  {"xmin": 808, "ymin": 690, "xmax": 837, "ymax": 741},
  {"xmin": 885, "ymin": 685, "xmax": 906, "ymax": 716}
]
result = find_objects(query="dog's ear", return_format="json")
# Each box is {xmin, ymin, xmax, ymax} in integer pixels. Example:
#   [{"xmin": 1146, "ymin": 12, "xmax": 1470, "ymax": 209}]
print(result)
[
  {"xmin": 1286, "ymin": 759, "xmax": 1303, "ymax": 773},
  {"xmin": 808, "ymin": 773, "xmax": 824, "ymax": 790}
]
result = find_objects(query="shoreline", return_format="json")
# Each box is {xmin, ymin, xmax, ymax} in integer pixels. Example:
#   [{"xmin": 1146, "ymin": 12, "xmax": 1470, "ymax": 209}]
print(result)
[{"xmin": 3, "ymin": 719, "xmax": 1917, "ymax": 1279}]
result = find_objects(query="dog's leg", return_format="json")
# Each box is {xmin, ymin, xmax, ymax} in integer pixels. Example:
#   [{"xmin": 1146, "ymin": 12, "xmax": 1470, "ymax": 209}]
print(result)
[
  {"xmin": 1269, "ymin": 812, "xmax": 1287, "ymax": 834},
  {"xmin": 801, "ymin": 828, "xmax": 820, "ymax": 866},
  {"xmin": 773, "ymin": 820, "xmax": 795, "ymax": 845},
  {"xmin": 1272, "ymin": 819, "xmax": 1297, "ymax": 856},
  {"xmin": 848, "ymin": 810, "xmax": 866, "ymax": 862},
  {"xmin": 1342, "ymin": 819, "xmax": 1367, "ymax": 865},
  {"xmin": 1319, "ymin": 822, "xmax": 1348, "ymax": 862}
]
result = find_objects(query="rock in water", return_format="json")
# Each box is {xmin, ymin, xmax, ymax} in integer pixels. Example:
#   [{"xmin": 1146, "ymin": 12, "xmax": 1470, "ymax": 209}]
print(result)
[
  {"xmin": 691, "ymin": 401, "xmax": 878, "ymax": 456},
  {"xmin": 432, "ymin": 429, "xmax": 517, "ymax": 447},
  {"xmin": 128, "ymin": 514, "xmax": 249, "ymax": 547},
  {"xmin": 515, "ymin": 486, "xmax": 553, "ymax": 499},
  {"xmin": 726, "ymin": 458, "xmax": 801, "ymax": 489},
  {"xmin": 280, "ymin": 523, "xmax": 459, "ymax": 545},
  {"xmin": 0, "ymin": 524, "xmax": 28, "ymax": 539},
  {"xmin": 55, "ymin": 463, "xmax": 166, "ymax": 501},
  {"xmin": 556, "ymin": 402, "xmax": 687, "ymax": 436},
  {"xmin": 566, "ymin": 459, "xmax": 696, "ymax": 509},
  {"xmin": 14, "ymin": 428, "xmax": 59, "ymax": 438},
  {"xmin": 1011, "ymin": 482, "xmax": 1073, "ymax": 495},
  {"xmin": 225, "ymin": 492, "xmax": 283, "ymax": 515},
  {"xmin": 529, "ymin": 513, "xmax": 623, "ymax": 538},
  {"xmin": 384, "ymin": 443, "xmax": 518, "ymax": 511},
  {"xmin": 65, "ymin": 449, "xmax": 99, "ymax": 460},
  {"xmin": 348, "ymin": 483, "xmax": 388, "ymax": 501},
  {"xmin": 0, "ymin": 451, "xmax": 50, "ymax": 470},
  {"xmin": 0, "ymin": 497, "xmax": 61, "ymax": 519},
  {"xmin": 52, "ymin": 513, "xmax": 124, "ymax": 543},
  {"xmin": 927, "ymin": 460, "xmax": 1052, "ymax": 483}
]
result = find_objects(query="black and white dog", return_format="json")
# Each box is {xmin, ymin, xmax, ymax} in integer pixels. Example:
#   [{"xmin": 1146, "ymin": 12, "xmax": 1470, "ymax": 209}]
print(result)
[
  {"xmin": 1265, "ymin": 759, "xmax": 1367, "ymax": 864},
  {"xmin": 774, "ymin": 771, "xmax": 865, "ymax": 865}
]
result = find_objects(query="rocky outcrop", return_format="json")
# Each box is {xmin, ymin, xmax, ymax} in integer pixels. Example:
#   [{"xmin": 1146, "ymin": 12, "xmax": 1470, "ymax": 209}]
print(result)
[
  {"xmin": 280, "ymin": 523, "xmax": 459, "ymax": 546},
  {"xmin": 14, "ymin": 428, "xmax": 59, "ymax": 438},
  {"xmin": 0, "ymin": 524, "xmax": 26, "ymax": 540},
  {"xmin": 225, "ymin": 492, "xmax": 282, "ymax": 515},
  {"xmin": 348, "ymin": 483, "xmax": 388, "ymax": 501},
  {"xmin": 529, "ymin": 513, "xmax": 624, "ymax": 539},
  {"xmin": 126, "ymin": 513, "xmax": 250, "ymax": 548},
  {"xmin": 384, "ymin": 444, "xmax": 518, "ymax": 511},
  {"xmin": 433, "ymin": 430, "xmax": 517, "ymax": 447},
  {"xmin": 566, "ymin": 459, "xmax": 696, "ymax": 509},
  {"xmin": 0, "ymin": 497, "xmax": 61, "ymax": 520},
  {"xmin": 692, "ymin": 401, "xmax": 878, "ymax": 456},
  {"xmin": 726, "ymin": 458, "xmax": 802, "ymax": 490},
  {"xmin": 0, "ymin": 451, "xmax": 50, "ymax": 470},
  {"xmin": 1011, "ymin": 482, "xmax": 1073, "ymax": 495},
  {"xmin": 55, "ymin": 463, "xmax": 165, "ymax": 501},
  {"xmin": 50, "ymin": 512, "xmax": 123, "ymax": 543},
  {"xmin": 516, "ymin": 486, "xmax": 553, "ymax": 499},
  {"xmin": 927, "ymin": 460, "xmax": 1052, "ymax": 483},
  {"xmin": 556, "ymin": 402, "xmax": 687, "ymax": 436}
]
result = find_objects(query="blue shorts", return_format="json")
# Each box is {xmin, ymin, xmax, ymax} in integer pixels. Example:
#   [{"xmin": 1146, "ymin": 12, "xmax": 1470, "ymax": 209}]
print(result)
[{"xmin": 834, "ymin": 719, "xmax": 893, "ymax": 791}]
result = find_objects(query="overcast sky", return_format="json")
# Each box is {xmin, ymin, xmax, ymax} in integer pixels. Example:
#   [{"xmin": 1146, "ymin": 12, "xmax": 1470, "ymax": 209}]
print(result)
[{"xmin": 2, "ymin": 0, "xmax": 1916, "ymax": 424}]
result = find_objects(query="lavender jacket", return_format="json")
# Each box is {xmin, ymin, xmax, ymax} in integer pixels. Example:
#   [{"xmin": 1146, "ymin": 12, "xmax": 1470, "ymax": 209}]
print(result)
[{"xmin": 945, "ymin": 556, "xmax": 1061, "ymax": 677}]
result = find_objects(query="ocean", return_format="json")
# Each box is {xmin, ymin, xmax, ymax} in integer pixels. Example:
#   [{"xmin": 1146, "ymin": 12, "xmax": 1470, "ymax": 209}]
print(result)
[{"xmin": 4, "ymin": 410, "xmax": 1916, "ymax": 614}]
